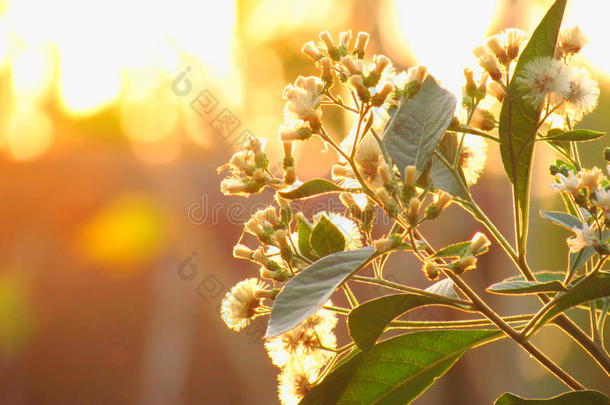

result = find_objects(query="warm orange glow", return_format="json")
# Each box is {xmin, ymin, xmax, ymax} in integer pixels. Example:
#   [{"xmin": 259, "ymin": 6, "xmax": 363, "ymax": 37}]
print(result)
[{"xmin": 3, "ymin": 106, "xmax": 52, "ymax": 161}]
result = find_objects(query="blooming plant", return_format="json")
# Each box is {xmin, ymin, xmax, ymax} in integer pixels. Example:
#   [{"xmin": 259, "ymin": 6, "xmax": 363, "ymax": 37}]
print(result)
[{"xmin": 217, "ymin": 1, "xmax": 610, "ymax": 403}]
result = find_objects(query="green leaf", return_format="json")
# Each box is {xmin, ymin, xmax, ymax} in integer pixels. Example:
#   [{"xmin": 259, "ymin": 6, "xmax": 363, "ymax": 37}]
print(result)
[
  {"xmin": 301, "ymin": 329, "xmax": 501, "ymax": 405},
  {"xmin": 429, "ymin": 132, "xmax": 466, "ymax": 197},
  {"xmin": 528, "ymin": 271, "xmax": 610, "ymax": 332},
  {"xmin": 544, "ymin": 129, "xmax": 606, "ymax": 142},
  {"xmin": 279, "ymin": 179, "xmax": 343, "ymax": 199},
  {"xmin": 348, "ymin": 293, "xmax": 471, "ymax": 351},
  {"xmin": 540, "ymin": 211, "xmax": 583, "ymax": 230},
  {"xmin": 494, "ymin": 390, "xmax": 610, "ymax": 405},
  {"xmin": 429, "ymin": 241, "xmax": 472, "ymax": 259},
  {"xmin": 384, "ymin": 76, "xmax": 457, "ymax": 179},
  {"xmin": 499, "ymin": 271, "xmax": 607, "ymax": 314},
  {"xmin": 425, "ymin": 278, "xmax": 460, "ymax": 299},
  {"xmin": 498, "ymin": 0, "xmax": 567, "ymax": 237},
  {"xmin": 310, "ymin": 215, "xmax": 346, "ymax": 257},
  {"xmin": 265, "ymin": 247, "xmax": 375, "ymax": 338},
  {"xmin": 296, "ymin": 217, "xmax": 317, "ymax": 260},
  {"xmin": 487, "ymin": 280, "xmax": 567, "ymax": 295}
]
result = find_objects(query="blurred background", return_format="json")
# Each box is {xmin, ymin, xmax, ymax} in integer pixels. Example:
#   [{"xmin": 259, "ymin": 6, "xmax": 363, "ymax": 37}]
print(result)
[{"xmin": 0, "ymin": 0, "xmax": 608, "ymax": 403}]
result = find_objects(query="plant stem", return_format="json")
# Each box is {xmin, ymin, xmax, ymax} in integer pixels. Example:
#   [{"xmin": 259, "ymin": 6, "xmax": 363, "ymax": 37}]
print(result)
[
  {"xmin": 435, "ymin": 151, "xmax": 610, "ymax": 375},
  {"xmin": 445, "ymin": 270, "xmax": 585, "ymax": 390},
  {"xmin": 350, "ymin": 275, "xmax": 472, "ymax": 308},
  {"xmin": 389, "ymin": 314, "xmax": 533, "ymax": 329}
]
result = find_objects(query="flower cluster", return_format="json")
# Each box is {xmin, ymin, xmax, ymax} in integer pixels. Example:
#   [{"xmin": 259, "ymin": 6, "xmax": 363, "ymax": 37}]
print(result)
[
  {"xmin": 513, "ymin": 26, "xmax": 599, "ymax": 125},
  {"xmin": 550, "ymin": 162, "xmax": 610, "ymax": 254},
  {"xmin": 214, "ymin": 21, "xmax": 605, "ymax": 402}
]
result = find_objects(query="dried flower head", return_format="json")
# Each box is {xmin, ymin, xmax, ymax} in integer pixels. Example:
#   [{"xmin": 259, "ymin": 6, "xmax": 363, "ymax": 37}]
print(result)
[
  {"xmin": 515, "ymin": 56, "xmax": 570, "ymax": 107},
  {"xmin": 220, "ymin": 278, "xmax": 268, "ymax": 331}
]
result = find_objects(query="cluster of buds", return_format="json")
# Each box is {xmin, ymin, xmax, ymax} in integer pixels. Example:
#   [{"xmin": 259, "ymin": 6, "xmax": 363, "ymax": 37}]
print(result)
[
  {"xmin": 473, "ymin": 29, "xmax": 527, "ymax": 80},
  {"xmin": 238, "ymin": 203, "xmax": 300, "ymax": 280},
  {"xmin": 422, "ymin": 232, "xmax": 491, "ymax": 279},
  {"xmin": 219, "ymin": 137, "xmax": 273, "ymax": 196},
  {"xmin": 463, "ymin": 68, "xmax": 488, "ymax": 106}
]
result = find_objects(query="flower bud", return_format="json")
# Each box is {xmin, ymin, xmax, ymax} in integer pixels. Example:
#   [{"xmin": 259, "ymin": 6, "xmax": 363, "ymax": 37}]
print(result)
[
  {"xmin": 470, "ymin": 109, "xmax": 496, "ymax": 131},
  {"xmin": 423, "ymin": 261, "xmax": 440, "ymax": 281},
  {"xmin": 320, "ymin": 31, "xmax": 340, "ymax": 60},
  {"xmin": 332, "ymin": 164, "xmax": 351, "ymax": 179},
  {"xmin": 478, "ymin": 54, "xmax": 502, "ymax": 81},
  {"xmin": 486, "ymin": 35, "xmax": 509, "ymax": 65},
  {"xmin": 339, "ymin": 192, "xmax": 362, "ymax": 220},
  {"xmin": 604, "ymin": 147, "xmax": 610, "ymax": 162},
  {"xmin": 280, "ymin": 124, "xmax": 313, "ymax": 142},
  {"xmin": 349, "ymin": 74, "xmax": 370, "ymax": 102},
  {"xmin": 406, "ymin": 65, "xmax": 427, "ymax": 85},
  {"xmin": 233, "ymin": 244, "xmax": 254, "ymax": 260},
  {"xmin": 408, "ymin": 197, "xmax": 421, "ymax": 225},
  {"xmin": 353, "ymin": 31, "xmax": 369, "ymax": 58},
  {"xmin": 319, "ymin": 31, "xmax": 335, "ymax": 50},
  {"xmin": 302, "ymin": 41, "xmax": 322, "ymax": 61},
  {"xmin": 454, "ymin": 255, "xmax": 477, "ymax": 274},
  {"xmin": 470, "ymin": 232, "xmax": 491, "ymax": 254},
  {"xmin": 252, "ymin": 249, "xmax": 268, "ymax": 265},
  {"xmin": 487, "ymin": 81, "xmax": 505, "ymax": 102},
  {"xmin": 340, "ymin": 55, "xmax": 361, "ymax": 75},
  {"xmin": 505, "ymin": 29, "xmax": 526, "ymax": 60},
  {"xmin": 259, "ymin": 268, "xmax": 289, "ymax": 282},
  {"xmin": 254, "ymin": 288, "xmax": 279, "ymax": 300},
  {"xmin": 373, "ymin": 234, "xmax": 403, "ymax": 253},
  {"xmin": 339, "ymin": 30, "xmax": 352, "ymax": 49},
  {"xmin": 318, "ymin": 56, "xmax": 333, "ymax": 83},
  {"xmin": 404, "ymin": 165, "xmax": 417, "ymax": 186},
  {"xmin": 464, "ymin": 68, "xmax": 478, "ymax": 99},
  {"xmin": 378, "ymin": 163, "xmax": 393, "ymax": 186},
  {"xmin": 284, "ymin": 166, "xmax": 297, "ymax": 184},
  {"xmin": 276, "ymin": 195, "xmax": 292, "ymax": 224},
  {"xmin": 373, "ymin": 55, "xmax": 390, "ymax": 77},
  {"xmin": 425, "ymin": 191, "xmax": 452, "ymax": 219},
  {"xmin": 371, "ymin": 82, "xmax": 393, "ymax": 107},
  {"xmin": 273, "ymin": 229, "xmax": 290, "ymax": 248}
]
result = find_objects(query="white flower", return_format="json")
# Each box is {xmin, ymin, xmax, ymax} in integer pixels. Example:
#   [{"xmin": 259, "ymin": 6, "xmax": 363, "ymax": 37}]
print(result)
[
  {"xmin": 220, "ymin": 278, "xmax": 268, "ymax": 331},
  {"xmin": 314, "ymin": 212, "xmax": 363, "ymax": 250},
  {"xmin": 460, "ymin": 134, "xmax": 487, "ymax": 186},
  {"xmin": 277, "ymin": 360, "xmax": 318, "ymax": 405},
  {"xmin": 567, "ymin": 223, "xmax": 597, "ymax": 253},
  {"xmin": 562, "ymin": 67, "xmax": 600, "ymax": 122},
  {"xmin": 550, "ymin": 170, "xmax": 580, "ymax": 194},
  {"xmin": 265, "ymin": 306, "xmax": 337, "ymax": 370},
  {"xmin": 594, "ymin": 188, "xmax": 610, "ymax": 214},
  {"xmin": 515, "ymin": 57, "xmax": 570, "ymax": 107},
  {"xmin": 283, "ymin": 76, "xmax": 324, "ymax": 127},
  {"xmin": 579, "ymin": 167, "xmax": 607, "ymax": 191}
]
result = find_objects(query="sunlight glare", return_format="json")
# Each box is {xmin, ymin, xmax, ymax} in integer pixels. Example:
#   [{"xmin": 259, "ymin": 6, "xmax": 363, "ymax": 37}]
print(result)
[{"xmin": 389, "ymin": 0, "xmax": 497, "ymax": 98}]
